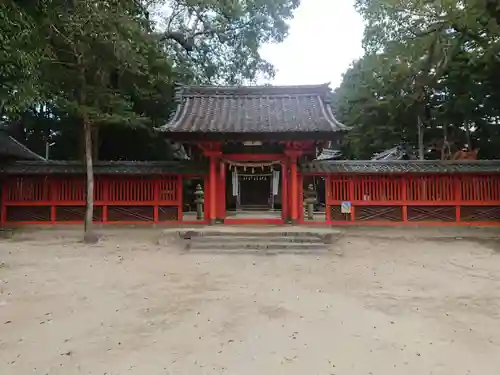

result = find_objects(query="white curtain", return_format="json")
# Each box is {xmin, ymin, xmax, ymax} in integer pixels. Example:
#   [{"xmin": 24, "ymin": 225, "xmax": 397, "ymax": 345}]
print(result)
[
  {"xmin": 232, "ymin": 169, "xmax": 239, "ymax": 196},
  {"xmin": 272, "ymin": 170, "xmax": 280, "ymax": 196}
]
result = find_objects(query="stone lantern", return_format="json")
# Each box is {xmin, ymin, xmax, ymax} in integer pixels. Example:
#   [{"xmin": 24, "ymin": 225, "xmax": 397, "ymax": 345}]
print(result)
[
  {"xmin": 194, "ymin": 184, "xmax": 204, "ymax": 220},
  {"xmin": 303, "ymin": 183, "xmax": 317, "ymax": 220}
]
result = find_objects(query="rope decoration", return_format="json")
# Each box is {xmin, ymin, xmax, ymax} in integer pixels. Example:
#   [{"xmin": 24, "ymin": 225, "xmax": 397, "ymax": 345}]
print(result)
[{"xmin": 224, "ymin": 159, "xmax": 281, "ymax": 173}]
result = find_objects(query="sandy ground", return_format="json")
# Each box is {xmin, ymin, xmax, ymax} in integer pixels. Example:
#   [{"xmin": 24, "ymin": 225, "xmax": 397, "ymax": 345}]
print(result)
[{"xmin": 1, "ymin": 226, "xmax": 500, "ymax": 375}]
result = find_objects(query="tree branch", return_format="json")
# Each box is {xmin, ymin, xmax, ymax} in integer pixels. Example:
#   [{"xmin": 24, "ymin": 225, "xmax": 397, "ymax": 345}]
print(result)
[{"xmin": 161, "ymin": 16, "xmax": 254, "ymax": 52}]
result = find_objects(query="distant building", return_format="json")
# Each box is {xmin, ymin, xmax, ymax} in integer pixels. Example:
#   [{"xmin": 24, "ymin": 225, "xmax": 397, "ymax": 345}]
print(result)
[{"xmin": 0, "ymin": 125, "xmax": 45, "ymax": 161}]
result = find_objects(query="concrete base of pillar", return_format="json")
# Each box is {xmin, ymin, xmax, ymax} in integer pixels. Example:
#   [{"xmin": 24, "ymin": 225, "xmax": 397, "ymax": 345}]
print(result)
[{"xmin": 208, "ymin": 219, "xmax": 217, "ymax": 225}]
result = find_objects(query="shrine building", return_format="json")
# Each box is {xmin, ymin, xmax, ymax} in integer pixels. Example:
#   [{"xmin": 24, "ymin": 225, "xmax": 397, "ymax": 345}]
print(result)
[
  {"xmin": 1, "ymin": 84, "xmax": 500, "ymax": 226},
  {"xmin": 155, "ymin": 84, "xmax": 348, "ymax": 224}
]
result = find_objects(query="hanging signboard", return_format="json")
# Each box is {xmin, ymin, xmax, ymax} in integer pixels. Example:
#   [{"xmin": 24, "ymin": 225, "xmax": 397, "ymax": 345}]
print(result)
[{"xmin": 340, "ymin": 201, "xmax": 352, "ymax": 214}]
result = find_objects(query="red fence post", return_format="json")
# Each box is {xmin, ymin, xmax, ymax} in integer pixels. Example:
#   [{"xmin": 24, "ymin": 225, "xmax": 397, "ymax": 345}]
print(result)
[
  {"xmin": 102, "ymin": 178, "xmax": 109, "ymax": 223},
  {"xmin": 401, "ymin": 175, "xmax": 408, "ymax": 222},
  {"xmin": 349, "ymin": 175, "xmax": 355, "ymax": 222},
  {"xmin": 0, "ymin": 179, "xmax": 6, "ymax": 225},
  {"xmin": 454, "ymin": 175, "xmax": 461, "ymax": 222},
  {"xmin": 49, "ymin": 177, "xmax": 56, "ymax": 224},
  {"xmin": 177, "ymin": 174, "xmax": 183, "ymax": 222},
  {"xmin": 325, "ymin": 175, "xmax": 332, "ymax": 222},
  {"xmin": 153, "ymin": 178, "xmax": 159, "ymax": 223}
]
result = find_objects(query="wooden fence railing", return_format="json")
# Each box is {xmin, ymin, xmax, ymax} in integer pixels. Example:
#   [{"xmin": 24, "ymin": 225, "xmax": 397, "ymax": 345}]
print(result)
[
  {"xmin": 0, "ymin": 175, "xmax": 207, "ymax": 225},
  {"xmin": 3, "ymin": 172, "xmax": 500, "ymax": 226},
  {"xmin": 300, "ymin": 174, "xmax": 500, "ymax": 225}
]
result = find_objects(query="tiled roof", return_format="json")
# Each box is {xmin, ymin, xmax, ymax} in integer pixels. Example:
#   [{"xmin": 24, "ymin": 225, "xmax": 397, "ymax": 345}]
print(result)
[
  {"xmin": 0, "ymin": 160, "xmax": 207, "ymax": 175},
  {"xmin": 316, "ymin": 148, "xmax": 343, "ymax": 160},
  {"xmin": 370, "ymin": 144, "xmax": 414, "ymax": 160},
  {"xmin": 0, "ymin": 130, "xmax": 45, "ymax": 160},
  {"xmin": 157, "ymin": 84, "xmax": 348, "ymax": 134},
  {"xmin": 4, "ymin": 160, "xmax": 499, "ymax": 175},
  {"xmin": 300, "ymin": 160, "xmax": 500, "ymax": 174}
]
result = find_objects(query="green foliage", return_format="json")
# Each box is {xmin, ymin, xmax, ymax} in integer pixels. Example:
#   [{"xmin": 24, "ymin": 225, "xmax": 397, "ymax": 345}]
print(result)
[
  {"xmin": 34, "ymin": 0, "xmax": 170, "ymax": 127},
  {"xmin": 336, "ymin": 0, "xmax": 500, "ymax": 159},
  {"xmin": 1, "ymin": 0, "xmax": 299, "ymax": 160},
  {"xmin": 159, "ymin": 0, "xmax": 299, "ymax": 84},
  {"xmin": 0, "ymin": 1, "xmax": 43, "ymax": 115}
]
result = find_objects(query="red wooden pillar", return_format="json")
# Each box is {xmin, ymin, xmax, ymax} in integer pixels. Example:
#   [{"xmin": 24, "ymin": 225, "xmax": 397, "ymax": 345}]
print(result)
[
  {"xmin": 198, "ymin": 142, "xmax": 221, "ymax": 224},
  {"xmin": 290, "ymin": 155, "xmax": 298, "ymax": 224},
  {"xmin": 209, "ymin": 155, "xmax": 217, "ymax": 224},
  {"xmin": 281, "ymin": 160, "xmax": 288, "ymax": 221},
  {"xmin": 218, "ymin": 160, "xmax": 226, "ymax": 220},
  {"xmin": 203, "ymin": 175, "xmax": 210, "ymax": 221},
  {"xmin": 298, "ymin": 172, "xmax": 304, "ymax": 222}
]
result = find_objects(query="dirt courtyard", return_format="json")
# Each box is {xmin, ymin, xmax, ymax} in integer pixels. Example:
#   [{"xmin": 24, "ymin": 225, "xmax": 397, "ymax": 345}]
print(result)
[{"xmin": 1, "ymin": 226, "xmax": 500, "ymax": 375}]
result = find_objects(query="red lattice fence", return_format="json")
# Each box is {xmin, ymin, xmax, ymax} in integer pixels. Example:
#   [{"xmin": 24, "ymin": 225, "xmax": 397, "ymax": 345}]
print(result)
[
  {"xmin": 0, "ymin": 175, "xmax": 189, "ymax": 224},
  {"xmin": 301, "ymin": 174, "xmax": 500, "ymax": 225}
]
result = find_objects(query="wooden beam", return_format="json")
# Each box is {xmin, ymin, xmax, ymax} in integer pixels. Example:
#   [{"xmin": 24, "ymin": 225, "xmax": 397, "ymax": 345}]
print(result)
[{"xmin": 223, "ymin": 154, "xmax": 284, "ymax": 161}]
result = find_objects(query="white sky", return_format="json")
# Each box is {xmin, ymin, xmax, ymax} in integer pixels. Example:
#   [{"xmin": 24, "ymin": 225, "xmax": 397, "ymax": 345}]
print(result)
[{"xmin": 259, "ymin": 0, "xmax": 364, "ymax": 89}]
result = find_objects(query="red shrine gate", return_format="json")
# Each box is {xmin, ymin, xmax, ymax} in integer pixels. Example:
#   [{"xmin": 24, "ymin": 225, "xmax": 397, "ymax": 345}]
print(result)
[
  {"xmin": 150, "ymin": 84, "xmax": 350, "ymax": 224},
  {"xmin": 196, "ymin": 141, "xmax": 309, "ymax": 224}
]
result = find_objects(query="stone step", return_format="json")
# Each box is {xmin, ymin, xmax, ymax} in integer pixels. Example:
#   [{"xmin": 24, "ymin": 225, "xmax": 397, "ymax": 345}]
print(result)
[
  {"xmin": 185, "ymin": 248, "xmax": 329, "ymax": 255},
  {"xmin": 188, "ymin": 235, "xmax": 325, "ymax": 244},
  {"xmin": 176, "ymin": 230, "xmax": 335, "ymax": 255},
  {"xmin": 179, "ymin": 231, "xmax": 331, "ymax": 239},
  {"xmin": 186, "ymin": 241, "xmax": 328, "ymax": 251}
]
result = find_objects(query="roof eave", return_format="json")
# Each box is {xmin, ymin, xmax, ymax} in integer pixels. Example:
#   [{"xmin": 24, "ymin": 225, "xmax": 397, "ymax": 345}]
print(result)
[
  {"xmin": 322, "ymin": 102, "xmax": 350, "ymax": 131},
  {"xmin": 153, "ymin": 130, "xmax": 347, "ymax": 142},
  {"xmin": 0, "ymin": 132, "xmax": 46, "ymax": 161}
]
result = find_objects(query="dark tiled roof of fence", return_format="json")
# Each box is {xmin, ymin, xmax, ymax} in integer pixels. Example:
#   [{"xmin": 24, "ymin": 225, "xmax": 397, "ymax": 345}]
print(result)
[{"xmin": 300, "ymin": 160, "xmax": 500, "ymax": 174}]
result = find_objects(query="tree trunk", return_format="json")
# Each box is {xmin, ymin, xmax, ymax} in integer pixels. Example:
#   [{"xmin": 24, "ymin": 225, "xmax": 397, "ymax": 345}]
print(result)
[
  {"xmin": 83, "ymin": 119, "xmax": 97, "ymax": 243},
  {"xmin": 92, "ymin": 126, "xmax": 99, "ymax": 162},
  {"xmin": 441, "ymin": 123, "xmax": 449, "ymax": 160},
  {"xmin": 464, "ymin": 121, "xmax": 472, "ymax": 150},
  {"xmin": 417, "ymin": 115, "xmax": 425, "ymax": 160},
  {"xmin": 79, "ymin": 126, "xmax": 100, "ymax": 161}
]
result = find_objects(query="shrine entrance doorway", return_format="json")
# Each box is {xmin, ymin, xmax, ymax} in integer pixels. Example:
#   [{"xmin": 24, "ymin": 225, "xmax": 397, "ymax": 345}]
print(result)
[
  {"xmin": 224, "ymin": 158, "xmax": 284, "ymax": 223},
  {"xmin": 239, "ymin": 174, "xmax": 272, "ymax": 210}
]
